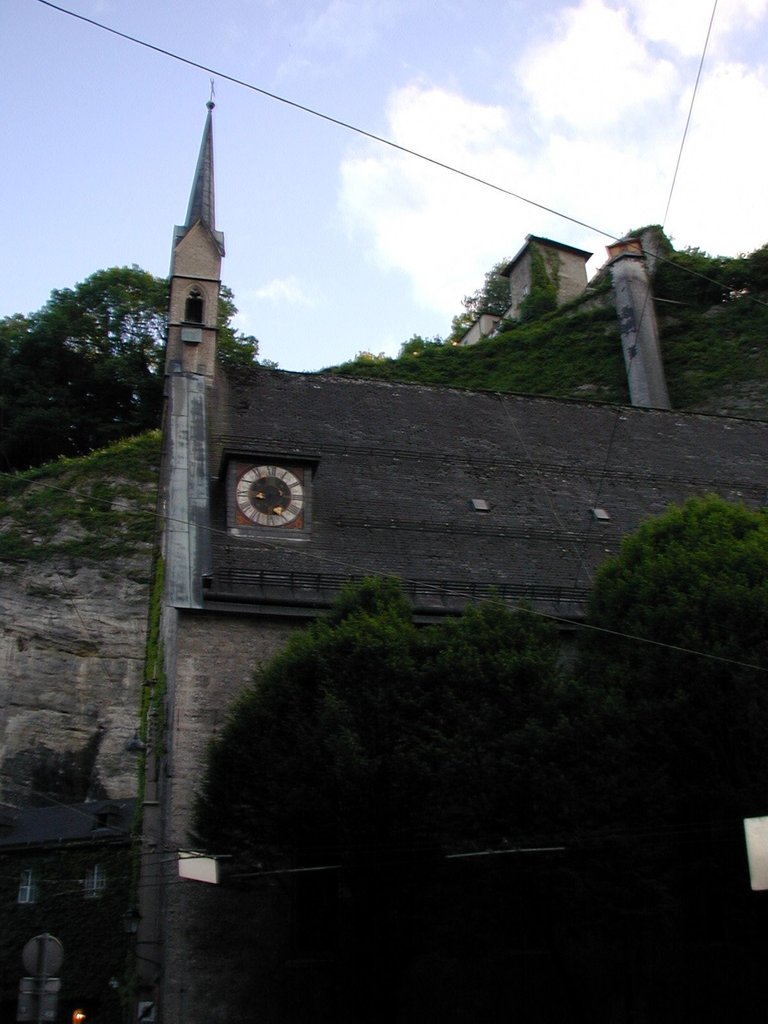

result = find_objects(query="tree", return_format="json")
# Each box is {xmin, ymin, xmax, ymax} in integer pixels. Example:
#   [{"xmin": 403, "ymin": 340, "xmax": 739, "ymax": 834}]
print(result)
[
  {"xmin": 195, "ymin": 578, "xmax": 561, "ymax": 857},
  {"xmin": 576, "ymin": 495, "xmax": 768, "ymax": 823},
  {"xmin": 567, "ymin": 495, "xmax": 768, "ymax": 1018},
  {"xmin": 397, "ymin": 334, "xmax": 445, "ymax": 358},
  {"xmin": 194, "ymin": 579, "xmax": 562, "ymax": 1021},
  {"xmin": 0, "ymin": 267, "xmax": 261, "ymax": 471},
  {"xmin": 216, "ymin": 284, "xmax": 261, "ymax": 368},
  {"xmin": 449, "ymin": 259, "xmax": 510, "ymax": 339}
]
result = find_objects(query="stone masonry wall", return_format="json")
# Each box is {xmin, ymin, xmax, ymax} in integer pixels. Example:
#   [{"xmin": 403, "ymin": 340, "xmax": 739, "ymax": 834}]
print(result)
[{"xmin": 0, "ymin": 556, "xmax": 152, "ymax": 804}]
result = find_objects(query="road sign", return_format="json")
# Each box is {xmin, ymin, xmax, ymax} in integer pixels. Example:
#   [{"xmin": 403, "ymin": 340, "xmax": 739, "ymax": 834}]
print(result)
[
  {"xmin": 16, "ymin": 979, "xmax": 60, "ymax": 1022},
  {"xmin": 22, "ymin": 935, "xmax": 64, "ymax": 977},
  {"xmin": 18, "ymin": 936, "xmax": 64, "ymax": 1023}
]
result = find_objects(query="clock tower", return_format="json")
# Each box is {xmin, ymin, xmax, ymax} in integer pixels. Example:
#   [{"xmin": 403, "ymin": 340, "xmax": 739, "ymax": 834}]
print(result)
[{"xmin": 166, "ymin": 100, "xmax": 225, "ymax": 381}]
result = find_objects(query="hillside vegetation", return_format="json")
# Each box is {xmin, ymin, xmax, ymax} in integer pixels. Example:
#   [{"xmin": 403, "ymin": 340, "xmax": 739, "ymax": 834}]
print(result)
[
  {"xmin": 328, "ymin": 237, "xmax": 768, "ymax": 419},
  {"xmin": 0, "ymin": 431, "xmax": 160, "ymax": 564}
]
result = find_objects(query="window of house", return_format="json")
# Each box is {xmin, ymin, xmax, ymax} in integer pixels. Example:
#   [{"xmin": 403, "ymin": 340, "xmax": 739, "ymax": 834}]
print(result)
[
  {"xmin": 185, "ymin": 288, "xmax": 204, "ymax": 323},
  {"xmin": 18, "ymin": 868, "xmax": 37, "ymax": 904},
  {"xmin": 84, "ymin": 863, "xmax": 106, "ymax": 899}
]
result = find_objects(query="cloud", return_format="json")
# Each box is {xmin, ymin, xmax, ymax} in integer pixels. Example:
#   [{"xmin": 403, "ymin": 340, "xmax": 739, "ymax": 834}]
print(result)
[
  {"xmin": 340, "ymin": 85, "xmax": 533, "ymax": 315},
  {"xmin": 254, "ymin": 277, "xmax": 313, "ymax": 305},
  {"xmin": 625, "ymin": 0, "xmax": 768, "ymax": 56},
  {"xmin": 338, "ymin": 0, "xmax": 768, "ymax": 324},
  {"xmin": 662, "ymin": 59, "xmax": 768, "ymax": 255},
  {"xmin": 297, "ymin": 0, "xmax": 389, "ymax": 58},
  {"xmin": 520, "ymin": 0, "xmax": 678, "ymax": 131}
]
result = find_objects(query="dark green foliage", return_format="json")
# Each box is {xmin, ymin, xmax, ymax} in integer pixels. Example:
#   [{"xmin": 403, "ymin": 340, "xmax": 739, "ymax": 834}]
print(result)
[
  {"xmin": 330, "ymin": 239, "xmax": 768, "ymax": 418},
  {"xmin": 0, "ymin": 267, "xmax": 167, "ymax": 471},
  {"xmin": 654, "ymin": 246, "xmax": 731, "ymax": 307},
  {"xmin": 0, "ymin": 431, "xmax": 160, "ymax": 563},
  {"xmin": 0, "ymin": 268, "xmax": 261, "ymax": 471},
  {"xmin": 449, "ymin": 259, "xmax": 512, "ymax": 339},
  {"xmin": 216, "ymin": 284, "xmax": 261, "ymax": 368},
  {"xmin": 661, "ymin": 298, "xmax": 768, "ymax": 409},
  {"xmin": 194, "ymin": 580, "xmax": 561, "ymax": 866},
  {"xmin": 194, "ymin": 580, "xmax": 562, "ymax": 1022},
  {"xmin": 578, "ymin": 495, "xmax": 768, "ymax": 825},
  {"xmin": 191, "ymin": 521, "xmax": 768, "ymax": 1021},
  {"xmin": 550, "ymin": 496, "xmax": 768, "ymax": 1022},
  {"xmin": 397, "ymin": 334, "xmax": 446, "ymax": 358},
  {"xmin": 518, "ymin": 246, "xmax": 559, "ymax": 322}
]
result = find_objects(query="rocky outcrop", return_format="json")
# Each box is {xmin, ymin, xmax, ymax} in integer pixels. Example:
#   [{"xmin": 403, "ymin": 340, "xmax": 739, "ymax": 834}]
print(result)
[
  {"xmin": 0, "ymin": 558, "xmax": 152, "ymax": 804},
  {"xmin": 0, "ymin": 434, "xmax": 159, "ymax": 806}
]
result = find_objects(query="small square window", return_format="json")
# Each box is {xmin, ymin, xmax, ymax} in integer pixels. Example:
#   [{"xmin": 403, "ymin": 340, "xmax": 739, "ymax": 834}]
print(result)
[
  {"xmin": 471, "ymin": 499, "xmax": 491, "ymax": 512},
  {"xmin": 18, "ymin": 869, "xmax": 37, "ymax": 905},
  {"xmin": 591, "ymin": 508, "xmax": 611, "ymax": 521},
  {"xmin": 84, "ymin": 864, "xmax": 106, "ymax": 899}
]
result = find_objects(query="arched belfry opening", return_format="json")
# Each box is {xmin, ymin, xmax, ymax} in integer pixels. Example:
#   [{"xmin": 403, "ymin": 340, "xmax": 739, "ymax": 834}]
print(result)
[{"xmin": 185, "ymin": 287, "xmax": 204, "ymax": 324}]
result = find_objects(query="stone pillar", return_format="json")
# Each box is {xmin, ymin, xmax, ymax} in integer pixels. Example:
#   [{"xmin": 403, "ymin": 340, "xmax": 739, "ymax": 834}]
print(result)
[{"xmin": 608, "ymin": 241, "xmax": 671, "ymax": 410}]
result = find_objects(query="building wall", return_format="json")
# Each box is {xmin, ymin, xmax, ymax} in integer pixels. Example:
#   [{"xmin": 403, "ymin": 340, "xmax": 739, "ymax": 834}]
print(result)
[
  {"xmin": 159, "ymin": 609, "xmax": 306, "ymax": 1024},
  {"xmin": 0, "ymin": 843, "xmax": 133, "ymax": 1023},
  {"xmin": 507, "ymin": 241, "xmax": 590, "ymax": 320},
  {"xmin": 166, "ymin": 225, "xmax": 221, "ymax": 378},
  {"xmin": 556, "ymin": 247, "xmax": 591, "ymax": 305},
  {"xmin": 507, "ymin": 248, "xmax": 533, "ymax": 318}
]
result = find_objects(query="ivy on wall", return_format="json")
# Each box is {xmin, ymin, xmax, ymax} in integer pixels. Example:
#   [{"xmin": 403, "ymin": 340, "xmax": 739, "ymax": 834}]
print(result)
[{"xmin": 0, "ymin": 844, "xmax": 134, "ymax": 1023}]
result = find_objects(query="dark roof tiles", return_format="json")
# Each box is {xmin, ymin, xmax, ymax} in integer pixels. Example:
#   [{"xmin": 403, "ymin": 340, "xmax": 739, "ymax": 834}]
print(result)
[{"xmin": 204, "ymin": 369, "xmax": 767, "ymax": 616}]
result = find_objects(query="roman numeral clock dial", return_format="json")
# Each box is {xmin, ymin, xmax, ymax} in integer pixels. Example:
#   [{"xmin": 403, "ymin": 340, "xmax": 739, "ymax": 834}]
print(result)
[{"xmin": 235, "ymin": 465, "xmax": 305, "ymax": 528}]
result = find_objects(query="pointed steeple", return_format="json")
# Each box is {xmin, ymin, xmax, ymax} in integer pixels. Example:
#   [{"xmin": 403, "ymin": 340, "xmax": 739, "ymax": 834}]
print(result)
[
  {"xmin": 177, "ymin": 100, "xmax": 225, "ymax": 255},
  {"xmin": 186, "ymin": 101, "xmax": 216, "ymax": 229},
  {"xmin": 167, "ymin": 100, "xmax": 225, "ymax": 380}
]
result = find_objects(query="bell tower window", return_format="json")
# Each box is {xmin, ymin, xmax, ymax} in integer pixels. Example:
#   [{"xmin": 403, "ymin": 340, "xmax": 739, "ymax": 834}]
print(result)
[{"xmin": 185, "ymin": 288, "xmax": 205, "ymax": 324}]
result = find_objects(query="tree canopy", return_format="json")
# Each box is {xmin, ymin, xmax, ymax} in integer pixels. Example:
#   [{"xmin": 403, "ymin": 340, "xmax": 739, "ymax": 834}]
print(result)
[
  {"xmin": 194, "ymin": 579, "xmax": 562, "ymax": 865},
  {"xmin": 577, "ymin": 493, "xmax": 768, "ymax": 826},
  {"xmin": 449, "ymin": 259, "xmax": 511, "ymax": 339},
  {"xmin": 0, "ymin": 267, "xmax": 261, "ymax": 471},
  {"xmin": 194, "ymin": 579, "xmax": 563, "ymax": 1022},
  {"xmin": 192, "ymin": 501, "xmax": 768, "ymax": 1022}
]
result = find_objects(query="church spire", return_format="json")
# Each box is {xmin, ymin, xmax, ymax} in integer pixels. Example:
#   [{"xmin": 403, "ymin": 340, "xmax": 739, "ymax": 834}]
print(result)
[
  {"xmin": 185, "ymin": 99, "xmax": 217, "ymax": 233},
  {"xmin": 166, "ymin": 99, "xmax": 225, "ymax": 380}
]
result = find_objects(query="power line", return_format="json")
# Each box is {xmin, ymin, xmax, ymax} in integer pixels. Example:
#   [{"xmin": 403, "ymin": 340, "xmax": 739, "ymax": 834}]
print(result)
[
  {"xmin": 663, "ymin": 0, "xmax": 719, "ymax": 228},
  {"xmin": 4, "ymin": 468, "xmax": 768, "ymax": 674},
  {"xmin": 34, "ymin": 0, "xmax": 621, "ymax": 243}
]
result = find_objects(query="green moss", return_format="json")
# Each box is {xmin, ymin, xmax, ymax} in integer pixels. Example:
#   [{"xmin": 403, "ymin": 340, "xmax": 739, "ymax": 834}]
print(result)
[
  {"xmin": 327, "ymin": 241, "xmax": 768, "ymax": 419},
  {"xmin": 0, "ymin": 431, "xmax": 160, "ymax": 563},
  {"xmin": 330, "ymin": 305, "xmax": 629, "ymax": 403}
]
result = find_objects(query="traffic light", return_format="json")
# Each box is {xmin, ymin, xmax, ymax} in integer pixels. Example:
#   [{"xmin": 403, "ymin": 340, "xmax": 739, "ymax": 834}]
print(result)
[{"xmin": 72, "ymin": 1010, "xmax": 86, "ymax": 1023}]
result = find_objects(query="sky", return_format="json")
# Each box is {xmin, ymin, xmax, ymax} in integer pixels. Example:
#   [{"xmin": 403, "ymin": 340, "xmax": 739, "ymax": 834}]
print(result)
[{"xmin": 4, "ymin": 0, "xmax": 768, "ymax": 372}]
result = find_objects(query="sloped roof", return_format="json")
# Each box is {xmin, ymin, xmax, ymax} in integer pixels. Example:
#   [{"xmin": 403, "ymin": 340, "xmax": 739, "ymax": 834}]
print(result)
[
  {"xmin": 0, "ymin": 799, "xmax": 135, "ymax": 849},
  {"xmin": 502, "ymin": 234, "xmax": 593, "ymax": 276},
  {"xmin": 203, "ymin": 368, "xmax": 767, "ymax": 618}
]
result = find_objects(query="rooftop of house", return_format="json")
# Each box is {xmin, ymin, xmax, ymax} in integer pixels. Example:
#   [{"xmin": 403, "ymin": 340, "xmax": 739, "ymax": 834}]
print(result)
[
  {"xmin": 200, "ymin": 367, "xmax": 768, "ymax": 619},
  {"xmin": 0, "ymin": 799, "xmax": 135, "ymax": 849},
  {"xmin": 502, "ymin": 234, "xmax": 594, "ymax": 276}
]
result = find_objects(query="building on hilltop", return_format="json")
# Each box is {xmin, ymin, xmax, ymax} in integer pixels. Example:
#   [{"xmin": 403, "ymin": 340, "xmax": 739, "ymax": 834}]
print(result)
[
  {"xmin": 458, "ymin": 233, "xmax": 671, "ymax": 410},
  {"xmin": 459, "ymin": 235, "xmax": 592, "ymax": 345},
  {"xmin": 135, "ymin": 103, "xmax": 768, "ymax": 1023}
]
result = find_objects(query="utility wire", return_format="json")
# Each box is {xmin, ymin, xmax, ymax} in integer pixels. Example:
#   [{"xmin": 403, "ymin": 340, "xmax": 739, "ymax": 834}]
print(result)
[
  {"xmin": 5, "ymin": 472, "xmax": 768, "ymax": 674},
  {"xmin": 34, "ymin": 0, "xmax": 620, "ymax": 242},
  {"xmin": 663, "ymin": 0, "xmax": 719, "ymax": 228}
]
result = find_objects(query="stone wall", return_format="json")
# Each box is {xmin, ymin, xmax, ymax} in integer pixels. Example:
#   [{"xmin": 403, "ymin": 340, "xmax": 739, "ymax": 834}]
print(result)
[
  {"xmin": 0, "ymin": 556, "xmax": 152, "ymax": 804},
  {"xmin": 158, "ymin": 608, "xmax": 305, "ymax": 1024}
]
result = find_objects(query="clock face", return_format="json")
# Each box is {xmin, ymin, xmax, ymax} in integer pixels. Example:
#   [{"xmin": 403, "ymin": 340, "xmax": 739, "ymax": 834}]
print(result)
[{"xmin": 235, "ymin": 465, "xmax": 305, "ymax": 528}]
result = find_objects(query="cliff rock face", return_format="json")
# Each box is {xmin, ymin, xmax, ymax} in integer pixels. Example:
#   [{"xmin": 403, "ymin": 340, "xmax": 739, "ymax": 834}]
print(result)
[{"xmin": 0, "ymin": 434, "xmax": 159, "ymax": 806}]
